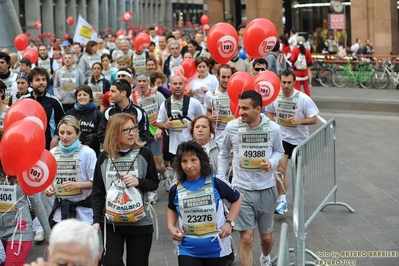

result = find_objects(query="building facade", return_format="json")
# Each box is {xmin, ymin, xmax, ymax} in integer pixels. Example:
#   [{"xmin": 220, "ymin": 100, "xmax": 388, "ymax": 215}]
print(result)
[
  {"xmin": 205, "ymin": 0, "xmax": 399, "ymax": 54},
  {"xmin": 12, "ymin": 0, "xmax": 175, "ymax": 40}
]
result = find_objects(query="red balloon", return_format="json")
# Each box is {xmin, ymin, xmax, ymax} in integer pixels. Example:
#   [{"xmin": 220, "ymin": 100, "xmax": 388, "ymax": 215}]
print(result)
[
  {"xmin": 63, "ymin": 33, "xmax": 69, "ymax": 40},
  {"xmin": 179, "ymin": 58, "xmax": 197, "ymax": 79},
  {"xmin": 66, "ymin": 16, "xmax": 74, "ymax": 26},
  {"xmin": 200, "ymin": 15, "xmax": 209, "ymax": 25},
  {"xmin": 34, "ymin": 21, "xmax": 42, "ymax": 31},
  {"xmin": 133, "ymin": 32, "xmax": 151, "ymax": 51},
  {"xmin": 18, "ymin": 150, "xmax": 57, "ymax": 195},
  {"xmin": 116, "ymin": 29, "xmax": 125, "ymax": 37},
  {"xmin": 243, "ymin": 18, "xmax": 278, "ymax": 58},
  {"xmin": 202, "ymin": 24, "xmax": 210, "ymax": 31},
  {"xmin": 22, "ymin": 48, "xmax": 39, "ymax": 65},
  {"xmin": 227, "ymin": 71, "xmax": 255, "ymax": 105},
  {"xmin": 122, "ymin": 12, "xmax": 131, "ymax": 23},
  {"xmin": 253, "ymin": 70, "xmax": 281, "ymax": 107},
  {"xmin": 207, "ymin": 23, "xmax": 238, "ymax": 64},
  {"xmin": 14, "ymin": 34, "xmax": 29, "ymax": 51},
  {"xmin": 4, "ymin": 98, "xmax": 47, "ymax": 131},
  {"xmin": 25, "ymin": 31, "xmax": 31, "ymax": 37},
  {"xmin": 0, "ymin": 120, "xmax": 45, "ymax": 176},
  {"xmin": 229, "ymin": 101, "xmax": 240, "ymax": 118},
  {"xmin": 46, "ymin": 32, "xmax": 52, "ymax": 38}
]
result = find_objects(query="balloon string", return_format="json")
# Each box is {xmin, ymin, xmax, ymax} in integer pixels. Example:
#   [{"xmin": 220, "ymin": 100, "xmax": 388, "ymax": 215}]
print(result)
[{"xmin": 0, "ymin": 195, "xmax": 26, "ymax": 219}]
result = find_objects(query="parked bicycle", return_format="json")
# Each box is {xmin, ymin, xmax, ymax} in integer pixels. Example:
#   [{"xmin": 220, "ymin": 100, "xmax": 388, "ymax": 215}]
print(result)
[
  {"xmin": 332, "ymin": 60, "xmax": 375, "ymax": 89},
  {"xmin": 311, "ymin": 59, "xmax": 334, "ymax": 87},
  {"xmin": 371, "ymin": 59, "xmax": 399, "ymax": 90}
]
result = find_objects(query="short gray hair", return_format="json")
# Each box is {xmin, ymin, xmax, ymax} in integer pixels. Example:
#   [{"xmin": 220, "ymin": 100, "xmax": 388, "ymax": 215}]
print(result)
[
  {"xmin": 168, "ymin": 40, "xmax": 180, "ymax": 50},
  {"xmin": 48, "ymin": 219, "xmax": 100, "ymax": 262}
]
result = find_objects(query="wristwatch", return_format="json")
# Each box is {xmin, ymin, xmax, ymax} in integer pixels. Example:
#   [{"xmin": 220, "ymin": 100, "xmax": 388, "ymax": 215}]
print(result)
[{"xmin": 226, "ymin": 219, "xmax": 236, "ymax": 227}]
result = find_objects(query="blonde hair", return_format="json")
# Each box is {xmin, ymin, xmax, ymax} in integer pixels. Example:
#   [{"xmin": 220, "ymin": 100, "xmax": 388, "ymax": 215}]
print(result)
[
  {"xmin": 57, "ymin": 115, "xmax": 81, "ymax": 133},
  {"xmin": 103, "ymin": 113, "xmax": 145, "ymax": 158},
  {"xmin": 116, "ymin": 55, "xmax": 131, "ymax": 65}
]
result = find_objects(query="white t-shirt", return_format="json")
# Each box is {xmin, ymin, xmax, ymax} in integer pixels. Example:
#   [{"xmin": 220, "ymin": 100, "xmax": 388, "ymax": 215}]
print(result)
[
  {"xmin": 265, "ymin": 90, "xmax": 319, "ymax": 145},
  {"xmin": 157, "ymin": 97, "xmax": 205, "ymax": 154},
  {"xmin": 189, "ymin": 74, "xmax": 219, "ymax": 110},
  {"xmin": 50, "ymin": 145, "xmax": 97, "ymax": 224},
  {"xmin": 204, "ymin": 88, "xmax": 231, "ymax": 145}
]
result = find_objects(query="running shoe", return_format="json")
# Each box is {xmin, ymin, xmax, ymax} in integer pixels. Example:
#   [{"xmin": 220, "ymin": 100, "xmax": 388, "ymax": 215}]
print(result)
[
  {"xmin": 147, "ymin": 191, "xmax": 158, "ymax": 205},
  {"xmin": 260, "ymin": 253, "xmax": 272, "ymax": 266},
  {"xmin": 275, "ymin": 199, "xmax": 288, "ymax": 215}
]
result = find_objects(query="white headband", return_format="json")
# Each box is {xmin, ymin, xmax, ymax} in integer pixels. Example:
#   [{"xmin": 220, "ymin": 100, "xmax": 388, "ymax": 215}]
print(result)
[
  {"xmin": 136, "ymin": 73, "xmax": 150, "ymax": 81},
  {"xmin": 117, "ymin": 70, "xmax": 132, "ymax": 78}
]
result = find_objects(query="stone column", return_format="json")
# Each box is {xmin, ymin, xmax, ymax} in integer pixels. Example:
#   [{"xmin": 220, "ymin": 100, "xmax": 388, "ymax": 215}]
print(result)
[
  {"xmin": 351, "ymin": 0, "xmax": 398, "ymax": 54},
  {"xmin": 87, "ymin": 0, "xmax": 99, "ymax": 34},
  {"xmin": 109, "ymin": 0, "xmax": 117, "ymax": 33},
  {"xmin": 246, "ymin": 0, "xmax": 283, "ymax": 34},
  {"xmin": 40, "ymin": 0, "xmax": 55, "ymax": 38},
  {"xmin": 99, "ymin": 0, "xmax": 108, "ymax": 34},
  {"xmin": 204, "ymin": 0, "xmax": 223, "ymax": 27},
  {"xmin": 116, "ymin": 0, "xmax": 125, "ymax": 30},
  {"xmin": 78, "ymin": 0, "xmax": 87, "ymax": 20},
  {"xmin": 66, "ymin": 0, "xmax": 77, "ymax": 37},
  {"xmin": 54, "ymin": 0, "xmax": 66, "ymax": 37},
  {"xmin": 12, "ymin": 0, "xmax": 19, "ymax": 17}
]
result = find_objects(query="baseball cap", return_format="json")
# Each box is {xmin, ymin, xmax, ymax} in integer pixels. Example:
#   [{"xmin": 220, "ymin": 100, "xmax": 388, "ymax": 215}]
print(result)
[{"xmin": 62, "ymin": 40, "xmax": 70, "ymax": 47}]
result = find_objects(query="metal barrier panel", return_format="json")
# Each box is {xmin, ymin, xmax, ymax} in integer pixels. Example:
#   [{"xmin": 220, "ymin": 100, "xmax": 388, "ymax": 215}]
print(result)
[
  {"xmin": 291, "ymin": 119, "xmax": 355, "ymax": 265},
  {"xmin": 277, "ymin": 223, "xmax": 290, "ymax": 266}
]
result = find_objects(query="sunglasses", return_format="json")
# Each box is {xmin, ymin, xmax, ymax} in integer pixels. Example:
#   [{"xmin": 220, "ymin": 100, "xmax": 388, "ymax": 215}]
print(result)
[
  {"xmin": 254, "ymin": 67, "xmax": 266, "ymax": 72},
  {"xmin": 122, "ymin": 126, "xmax": 139, "ymax": 134}
]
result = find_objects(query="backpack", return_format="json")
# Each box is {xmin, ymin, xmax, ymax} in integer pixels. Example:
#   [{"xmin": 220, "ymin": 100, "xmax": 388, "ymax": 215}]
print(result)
[
  {"xmin": 294, "ymin": 53, "xmax": 307, "ymax": 70},
  {"xmin": 164, "ymin": 95, "xmax": 191, "ymax": 122}
]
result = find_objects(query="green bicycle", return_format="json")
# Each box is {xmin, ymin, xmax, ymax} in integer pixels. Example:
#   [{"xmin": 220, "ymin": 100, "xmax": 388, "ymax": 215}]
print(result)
[{"xmin": 332, "ymin": 60, "xmax": 375, "ymax": 88}]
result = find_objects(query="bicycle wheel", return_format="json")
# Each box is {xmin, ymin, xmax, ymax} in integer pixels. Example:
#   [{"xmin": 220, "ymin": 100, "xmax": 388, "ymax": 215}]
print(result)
[
  {"xmin": 333, "ymin": 68, "xmax": 350, "ymax": 87},
  {"xmin": 359, "ymin": 65, "xmax": 374, "ymax": 89},
  {"xmin": 371, "ymin": 70, "xmax": 389, "ymax": 89},
  {"xmin": 318, "ymin": 68, "xmax": 333, "ymax": 87}
]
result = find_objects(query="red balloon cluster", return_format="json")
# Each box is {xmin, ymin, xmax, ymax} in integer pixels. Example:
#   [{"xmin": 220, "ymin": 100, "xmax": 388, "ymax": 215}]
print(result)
[
  {"xmin": 179, "ymin": 58, "xmax": 197, "ymax": 79},
  {"xmin": 66, "ymin": 16, "xmax": 74, "ymax": 26},
  {"xmin": 14, "ymin": 34, "xmax": 29, "ymax": 51},
  {"xmin": 207, "ymin": 22, "xmax": 238, "ymax": 64},
  {"xmin": 34, "ymin": 21, "xmax": 42, "ymax": 30},
  {"xmin": 133, "ymin": 32, "xmax": 151, "ymax": 51},
  {"xmin": 200, "ymin": 15, "xmax": 209, "ymax": 25},
  {"xmin": 122, "ymin": 11, "xmax": 133, "ymax": 22},
  {"xmin": 227, "ymin": 70, "xmax": 280, "ymax": 116},
  {"xmin": 243, "ymin": 18, "xmax": 278, "ymax": 58},
  {"xmin": 0, "ymin": 99, "xmax": 56, "ymax": 195},
  {"xmin": 22, "ymin": 48, "xmax": 39, "ymax": 64},
  {"xmin": 116, "ymin": 29, "xmax": 126, "ymax": 37}
]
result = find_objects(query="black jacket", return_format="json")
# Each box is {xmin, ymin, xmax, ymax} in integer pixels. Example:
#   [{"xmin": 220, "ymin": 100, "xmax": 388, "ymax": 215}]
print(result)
[{"xmin": 97, "ymin": 100, "xmax": 149, "ymax": 144}]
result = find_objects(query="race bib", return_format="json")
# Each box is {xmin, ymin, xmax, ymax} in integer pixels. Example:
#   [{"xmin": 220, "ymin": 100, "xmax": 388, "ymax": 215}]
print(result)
[
  {"xmin": 0, "ymin": 185, "xmax": 17, "ymax": 212},
  {"xmin": 53, "ymin": 149, "xmax": 82, "ymax": 197},
  {"xmin": 137, "ymin": 94, "xmax": 158, "ymax": 123},
  {"xmin": 178, "ymin": 177, "xmax": 218, "ymax": 237},
  {"xmin": 60, "ymin": 72, "xmax": 77, "ymax": 91},
  {"xmin": 276, "ymin": 93, "xmax": 299, "ymax": 128},
  {"xmin": 212, "ymin": 95, "xmax": 234, "ymax": 131},
  {"xmin": 238, "ymin": 122, "xmax": 272, "ymax": 170}
]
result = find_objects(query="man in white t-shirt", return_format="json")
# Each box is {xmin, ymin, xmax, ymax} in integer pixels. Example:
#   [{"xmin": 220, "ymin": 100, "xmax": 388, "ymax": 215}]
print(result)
[
  {"xmin": 265, "ymin": 68, "xmax": 319, "ymax": 215},
  {"xmin": 157, "ymin": 75, "xmax": 205, "ymax": 190},
  {"xmin": 204, "ymin": 65, "xmax": 236, "ymax": 145}
]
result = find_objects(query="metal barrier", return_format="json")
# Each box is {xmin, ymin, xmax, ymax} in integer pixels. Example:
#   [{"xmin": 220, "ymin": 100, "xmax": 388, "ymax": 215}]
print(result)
[
  {"xmin": 276, "ymin": 223, "xmax": 290, "ymax": 266},
  {"xmin": 291, "ymin": 118, "xmax": 356, "ymax": 265},
  {"xmin": 272, "ymin": 118, "xmax": 356, "ymax": 265}
]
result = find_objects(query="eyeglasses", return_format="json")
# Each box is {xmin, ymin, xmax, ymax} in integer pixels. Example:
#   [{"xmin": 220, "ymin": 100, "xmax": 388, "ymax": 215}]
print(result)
[
  {"xmin": 122, "ymin": 126, "xmax": 139, "ymax": 134},
  {"xmin": 254, "ymin": 67, "xmax": 267, "ymax": 72}
]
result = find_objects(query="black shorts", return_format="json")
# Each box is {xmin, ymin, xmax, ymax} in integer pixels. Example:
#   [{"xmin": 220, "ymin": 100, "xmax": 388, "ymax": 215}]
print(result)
[
  {"xmin": 283, "ymin": 140, "xmax": 297, "ymax": 159},
  {"xmin": 162, "ymin": 133, "xmax": 174, "ymax": 161}
]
